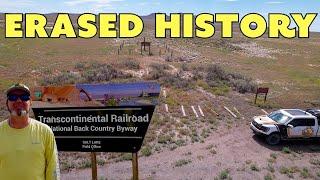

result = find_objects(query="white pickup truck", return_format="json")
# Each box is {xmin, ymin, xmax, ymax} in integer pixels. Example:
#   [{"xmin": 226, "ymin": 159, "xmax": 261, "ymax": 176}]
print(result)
[{"xmin": 250, "ymin": 109, "xmax": 320, "ymax": 145}]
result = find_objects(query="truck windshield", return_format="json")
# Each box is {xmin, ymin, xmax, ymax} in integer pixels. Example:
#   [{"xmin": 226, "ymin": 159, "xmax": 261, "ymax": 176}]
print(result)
[{"xmin": 267, "ymin": 112, "xmax": 291, "ymax": 124}]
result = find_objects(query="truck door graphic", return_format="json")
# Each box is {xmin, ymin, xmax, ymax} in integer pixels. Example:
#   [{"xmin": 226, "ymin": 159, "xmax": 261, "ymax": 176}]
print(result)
[{"xmin": 287, "ymin": 118, "xmax": 316, "ymax": 138}]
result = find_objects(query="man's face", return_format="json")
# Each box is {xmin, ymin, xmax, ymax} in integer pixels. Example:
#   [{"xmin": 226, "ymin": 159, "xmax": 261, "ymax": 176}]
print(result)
[{"xmin": 7, "ymin": 89, "xmax": 31, "ymax": 117}]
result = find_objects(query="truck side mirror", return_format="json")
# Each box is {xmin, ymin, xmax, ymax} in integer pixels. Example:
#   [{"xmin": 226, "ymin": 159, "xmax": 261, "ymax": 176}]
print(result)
[{"xmin": 287, "ymin": 124, "xmax": 294, "ymax": 128}]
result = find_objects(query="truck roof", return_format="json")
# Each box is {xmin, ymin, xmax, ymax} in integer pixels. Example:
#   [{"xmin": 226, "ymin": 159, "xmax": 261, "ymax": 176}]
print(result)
[{"xmin": 280, "ymin": 109, "xmax": 314, "ymax": 118}]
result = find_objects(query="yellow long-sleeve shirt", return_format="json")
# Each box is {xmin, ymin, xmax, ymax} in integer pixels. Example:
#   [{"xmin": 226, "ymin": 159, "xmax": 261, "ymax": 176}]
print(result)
[{"xmin": 0, "ymin": 118, "xmax": 60, "ymax": 180}]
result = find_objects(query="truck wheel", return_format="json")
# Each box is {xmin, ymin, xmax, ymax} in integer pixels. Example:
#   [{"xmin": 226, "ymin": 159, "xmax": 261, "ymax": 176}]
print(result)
[{"xmin": 266, "ymin": 133, "xmax": 281, "ymax": 145}]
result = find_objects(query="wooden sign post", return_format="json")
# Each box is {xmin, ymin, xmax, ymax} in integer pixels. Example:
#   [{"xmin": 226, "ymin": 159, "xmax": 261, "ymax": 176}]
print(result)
[
  {"xmin": 140, "ymin": 37, "xmax": 151, "ymax": 55},
  {"xmin": 255, "ymin": 87, "xmax": 269, "ymax": 104},
  {"xmin": 132, "ymin": 152, "xmax": 139, "ymax": 180},
  {"xmin": 91, "ymin": 152, "xmax": 98, "ymax": 180}
]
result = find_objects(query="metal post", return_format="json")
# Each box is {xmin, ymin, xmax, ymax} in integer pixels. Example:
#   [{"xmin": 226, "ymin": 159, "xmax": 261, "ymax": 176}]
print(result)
[
  {"xmin": 140, "ymin": 45, "xmax": 142, "ymax": 55},
  {"xmin": 254, "ymin": 93, "xmax": 258, "ymax": 104},
  {"xmin": 143, "ymin": 37, "xmax": 146, "ymax": 51},
  {"xmin": 132, "ymin": 152, "xmax": 139, "ymax": 180},
  {"xmin": 91, "ymin": 152, "xmax": 98, "ymax": 180}
]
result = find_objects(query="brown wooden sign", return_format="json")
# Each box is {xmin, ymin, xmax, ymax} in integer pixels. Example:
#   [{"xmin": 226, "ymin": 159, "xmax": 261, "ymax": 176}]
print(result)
[
  {"xmin": 140, "ymin": 37, "xmax": 151, "ymax": 55},
  {"xmin": 257, "ymin": 87, "xmax": 269, "ymax": 94},
  {"xmin": 141, "ymin": 42, "xmax": 151, "ymax": 47},
  {"xmin": 255, "ymin": 87, "xmax": 269, "ymax": 104}
]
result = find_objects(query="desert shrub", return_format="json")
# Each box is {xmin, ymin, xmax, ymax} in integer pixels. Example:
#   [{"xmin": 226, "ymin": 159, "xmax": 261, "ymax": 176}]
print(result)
[
  {"xmin": 158, "ymin": 135, "xmax": 172, "ymax": 144},
  {"xmin": 41, "ymin": 72, "xmax": 82, "ymax": 85},
  {"xmin": 181, "ymin": 63, "xmax": 190, "ymax": 71},
  {"xmin": 123, "ymin": 60, "xmax": 140, "ymax": 69},
  {"xmin": 250, "ymin": 163, "xmax": 260, "ymax": 171},
  {"xmin": 231, "ymin": 79, "xmax": 256, "ymax": 93},
  {"xmin": 82, "ymin": 64, "xmax": 130, "ymax": 83},
  {"xmin": 310, "ymin": 159, "xmax": 320, "ymax": 166},
  {"xmin": 206, "ymin": 64, "xmax": 228, "ymax": 81},
  {"xmin": 148, "ymin": 68, "xmax": 168, "ymax": 80},
  {"xmin": 140, "ymin": 146, "xmax": 152, "ymax": 156},
  {"xmin": 217, "ymin": 169, "xmax": 231, "ymax": 180},
  {"xmin": 175, "ymin": 139, "xmax": 186, "ymax": 146},
  {"xmin": 97, "ymin": 158, "xmax": 106, "ymax": 166},
  {"xmin": 195, "ymin": 64, "xmax": 257, "ymax": 94},
  {"xmin": 88, "ymin": 61, "xmax": 102, "ymax": 69},
  {"xmin": 279, "ymin": 166, "xmax": 299, "ymax": 178},
  {"xmin": 120, "ymin": 153, "xmax": 132, "ymax": 161},
  {"xmin": 300, "ymin": 167, "xmax": 311, "ymax": 178},
  {"xmin": 211, "ymin": 85, "xmax": 230, "ymax": 96},
  {"xmin": 78, "ymin": 159, "xmax": 91, "ymax": 169},
  {"xmin": 60, "ymin": 161, "xmax": 76, "ymax": 171},
  {"xmin": 147, "ymin": 63, "xmax": 170, "ymax": 80},
  {"xmin": 161, "ymin": 75, "xmax": 192, "ymax": 90},
  {"xmin": 75, "ymin": 62, "xmax": 85, "ymax": 70},
  {"xmin": 169, "ymin": 144, "xmax": 178, "ymax": 150},
  {"xmin": 174, "ymin": 159, "xmax": 191, "ymax": 167},
  {"xmin": 264, "ymin": 174, "xmax": 273, "ymax": 180},
  {"xmin": 267, "ymin": 163, "xmax": 275, "ymax": 173},
  {"xmin": 192, "ymin": 69, "xmax": 206, "ymax": 80},
  {"xmin": 282, "ymin": 147, "xmax": 291, "ymax": 154},
  {"xmin": 270, "ymin": 153, "xmax": 277, "ymax": 160},
  {"xmin": 150, "ymin": 63, "xmax": 170, "ymax": 71}
]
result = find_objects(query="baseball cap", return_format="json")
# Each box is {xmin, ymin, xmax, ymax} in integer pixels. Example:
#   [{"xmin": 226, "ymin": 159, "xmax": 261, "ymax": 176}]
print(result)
[{"xmin": 6, "ymin": 83, "xmax": 31, "ymax": 96}]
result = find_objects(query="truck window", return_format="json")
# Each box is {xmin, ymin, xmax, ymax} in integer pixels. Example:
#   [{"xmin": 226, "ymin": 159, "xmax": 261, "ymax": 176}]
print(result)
[
  {"xmin": 305, "ymin": 119, "xmax": 315, "ymax": 126},
  {"xmin": 289, "ymin": 118, "xmax": 315, "ymax": 127},
  {"xmin": 268, "ymin": 112, "xmax": 290, "ymax": 124}
]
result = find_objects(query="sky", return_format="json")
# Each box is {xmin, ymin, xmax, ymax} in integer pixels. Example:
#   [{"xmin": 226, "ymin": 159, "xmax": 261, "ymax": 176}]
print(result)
[{"xmin": 0, "ymin": 0, "xmax": 319, "ymax": 31}]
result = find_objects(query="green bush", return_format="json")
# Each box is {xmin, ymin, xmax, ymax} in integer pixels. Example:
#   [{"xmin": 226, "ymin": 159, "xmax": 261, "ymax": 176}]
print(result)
[
  {"xmin": 264, "ymin": 174, "xmax": 273, "ymax": 180},
  {"xmin": 150, "ymin": 63, "xmax": 170, "ymax": 70},
  {"xmin": 174, "ymin": 159, "xmax": 191, "ymax": 167},
  {"xmin": 161, "ymin": 75, "xmax": 192, "ymax": 90},
  {"xmin": 267, "ymin": 163, "xmax": 275, "ymax": 173},
  {"xmin": 282, "ymin": 147, "xmax": 291, "ymax": 154},
  {"xmin": 158, "ymin": 135, "xmax": 172, "ymax": 144},
  {"xmin": 41, "ymin": 72, "xmax": 82, "ymax": 85},
  {"xmin": 123, "ymin": 60, "xmax": 140, "ymax": 70},
  {"xmin": 300, "ymin": 167, "xmax": 311, "ymax": 178},
  {"xmin": 75, "ymin": 62, "xmax": 85, "ymax": 70},
  {"xmin": 141, "ymin": 146, "xmax": 152, "ymax": 157},
  {"xmin": 279, "ymin": 166, "xmax": 299, "ymax": 178},
  {"xmin": 147, "ymin": 67, "xmax": 168, "ymax": 80},
  {"xmin": 250, "ymin": 164, "xmax": 260, "ymax": 171},
  {"xmin": 309, "ymin": 158, "xmax": 320, "ymax": 166},
  {"xmin": 120, "ymin": 153, "xmax": 132, "ymax": 161},
  {"xmin": 218, "ymin": 169, "xmax": 230, "ymax": 180},
  {"xmin": 82, "ymin": 64, "xmax": 131, "ymax": 83}
]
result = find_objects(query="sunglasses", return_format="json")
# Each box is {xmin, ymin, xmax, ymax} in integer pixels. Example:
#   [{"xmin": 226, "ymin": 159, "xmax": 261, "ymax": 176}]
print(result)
[{"xmin": 7, "ymin": 94, "xmax": 30, "ymax": 101}]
